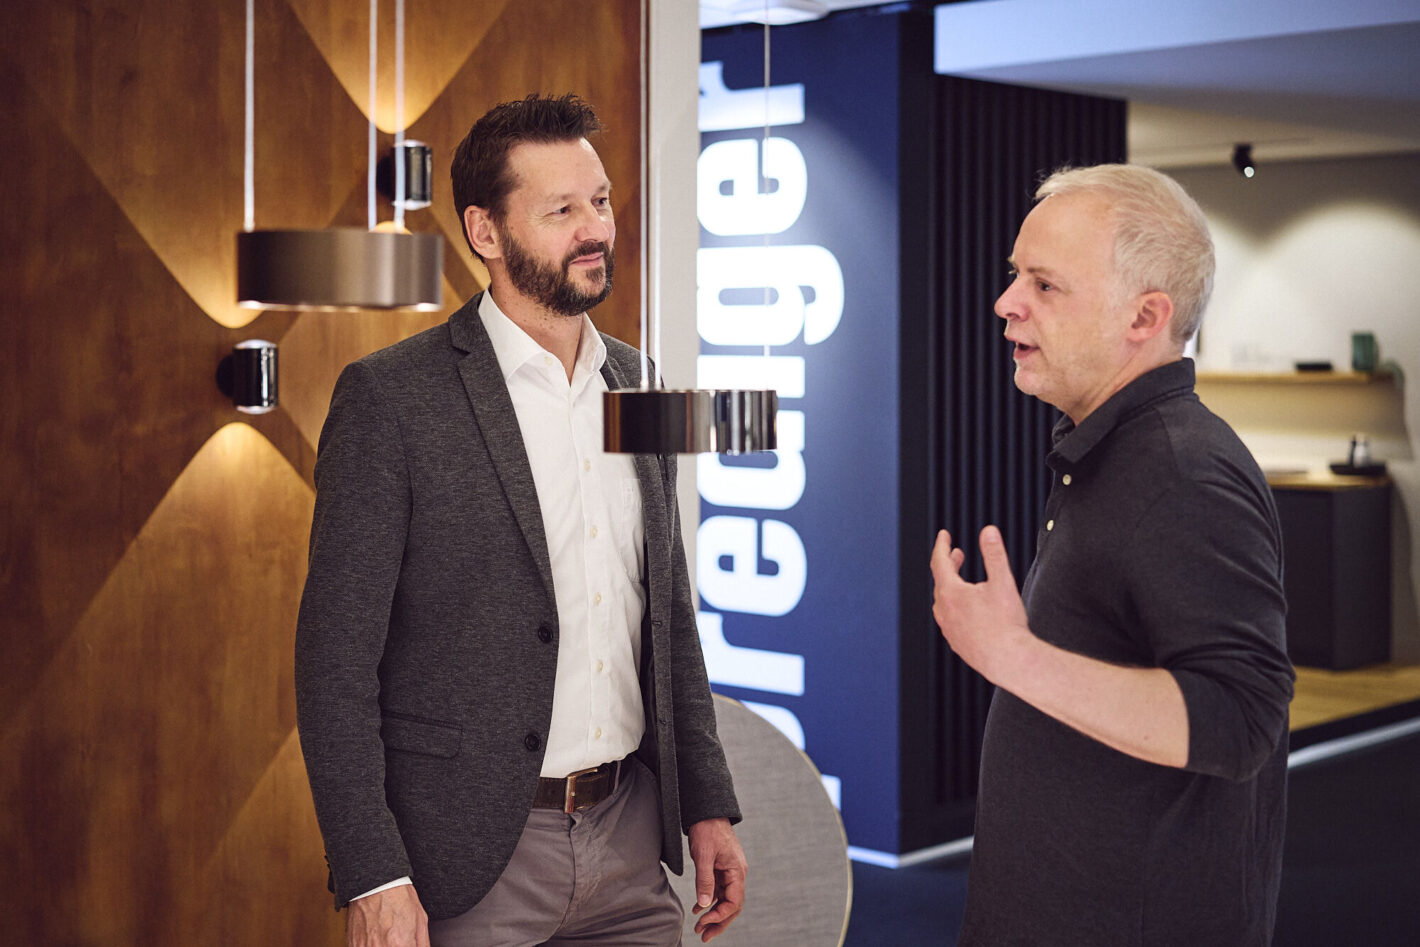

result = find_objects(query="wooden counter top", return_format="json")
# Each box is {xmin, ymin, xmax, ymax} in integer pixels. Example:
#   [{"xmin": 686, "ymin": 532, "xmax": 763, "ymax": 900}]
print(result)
[{"xmin": 1265, "ymin": 471, "xmax": 1391, "ymax": 490}]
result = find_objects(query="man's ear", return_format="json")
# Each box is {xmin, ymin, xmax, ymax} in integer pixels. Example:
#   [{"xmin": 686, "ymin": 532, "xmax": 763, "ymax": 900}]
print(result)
[
  {"xmin": 1129, "ymin": 290, "xmax": 1175, "ymax": 342},
  {"xmin": 464, "ymin": 205, "xmax": 501, "ymax": 260}
]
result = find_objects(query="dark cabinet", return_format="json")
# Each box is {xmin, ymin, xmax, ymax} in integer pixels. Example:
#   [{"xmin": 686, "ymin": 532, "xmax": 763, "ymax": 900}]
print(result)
[{"xmin": 1271, "ymin": 478, "xmax": 1391, "ymax": 669}]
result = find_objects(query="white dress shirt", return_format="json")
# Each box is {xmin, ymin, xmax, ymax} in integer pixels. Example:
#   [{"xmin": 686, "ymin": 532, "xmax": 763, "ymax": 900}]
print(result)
[
  {"xmin": 476, "ymin": 291, "xmax": 647, "ymax": 777},
  {"xmin": 356, "ymin": 296, "xmax": 649, "ymax": 902}
]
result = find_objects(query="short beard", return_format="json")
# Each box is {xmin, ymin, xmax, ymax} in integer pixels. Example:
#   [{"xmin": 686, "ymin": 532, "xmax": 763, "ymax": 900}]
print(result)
[{"xmin": 502, "ymin": 231, "xmax": 614, "ymax": 318}]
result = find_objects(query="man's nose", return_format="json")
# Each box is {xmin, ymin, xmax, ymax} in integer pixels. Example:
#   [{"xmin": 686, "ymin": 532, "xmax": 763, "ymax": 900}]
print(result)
[
  {"xmin": 576, "ymin": 204, "xmax": 612, "ymax": 243},
  {"xmin": 994, "ymin": 284, "xmax": 1021, "ymax": 321}
]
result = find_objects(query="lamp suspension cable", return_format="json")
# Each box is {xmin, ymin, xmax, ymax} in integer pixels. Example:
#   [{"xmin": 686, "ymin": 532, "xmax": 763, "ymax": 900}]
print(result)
[
  {"xmin": 368, "ymin": 0, "xmax": 378, "ymax": 230},
  {"xmin": 243, "ymin": 0, "xmax": 255, "ymax": 232},
  {"xmin": 761, "ymin": 6, "xmax": 772, "ymax": 361},
  {"xmin": 638, "ymin": 0, "xmax": 651, "ymax": 390},
  {"xmin": 393, "ymin": 0, "xmax": 406, "ymax": 230}
]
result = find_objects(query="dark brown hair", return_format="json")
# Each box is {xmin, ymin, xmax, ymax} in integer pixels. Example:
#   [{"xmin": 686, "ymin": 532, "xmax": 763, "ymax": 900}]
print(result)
[{"xmin": 450, "ymin": 93, "xmax": 604, "ymax": 259}]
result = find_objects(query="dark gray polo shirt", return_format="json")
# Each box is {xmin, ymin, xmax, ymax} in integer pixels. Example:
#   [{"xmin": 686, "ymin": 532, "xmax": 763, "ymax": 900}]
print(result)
[{"xmin": 960, "ymin": 358, "xmax": 1295, "ymax": 947}]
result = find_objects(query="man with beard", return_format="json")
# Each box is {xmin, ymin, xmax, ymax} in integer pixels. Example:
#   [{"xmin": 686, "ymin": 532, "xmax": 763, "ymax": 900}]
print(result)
[{"xmin": 296, "ymin": 94, "xmax": 746, "ymax": 947}]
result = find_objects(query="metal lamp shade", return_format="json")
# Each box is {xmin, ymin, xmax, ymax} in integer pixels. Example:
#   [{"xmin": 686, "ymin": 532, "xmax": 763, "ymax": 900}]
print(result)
[
  {"xmin": 237, "ymin": 228, "xmax": 442, "ymax": 310},
  {"xmin": 604, "ymin": 388, "xmax": 778, "ymax": 454}
]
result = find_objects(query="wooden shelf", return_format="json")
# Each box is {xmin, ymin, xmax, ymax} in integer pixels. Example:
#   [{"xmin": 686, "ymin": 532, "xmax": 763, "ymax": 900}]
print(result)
[
  {"xmin": 1291, "ymin": 663, "xmax": 1420, "ymax": 730},
  {"xmin": 1196, "ymin": 370, "xmax": 1398, "ymax": 385},
  {"xmin": 1267, "ymin": 471, "xmax": 1391, "ymax": 490}
]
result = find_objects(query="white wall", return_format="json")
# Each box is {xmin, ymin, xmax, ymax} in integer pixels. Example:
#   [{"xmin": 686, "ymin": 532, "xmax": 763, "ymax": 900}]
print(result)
[
  {"xmin": 1171, "ymin": 154, "xmax": 1420, "ymax": 661},
  {"xmin": 652, "ymin": 2, "xmax": 702, "ymax": 573}
]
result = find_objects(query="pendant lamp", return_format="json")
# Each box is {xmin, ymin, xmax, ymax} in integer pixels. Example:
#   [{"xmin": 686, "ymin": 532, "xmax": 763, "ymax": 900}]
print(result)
[
  {"xmin": 603, "ymin": 0, "xmax": 778, "ymax": 455},
  {"xmin": 236, "ymin": 0, "xmax": 441, "ymax": 311}
]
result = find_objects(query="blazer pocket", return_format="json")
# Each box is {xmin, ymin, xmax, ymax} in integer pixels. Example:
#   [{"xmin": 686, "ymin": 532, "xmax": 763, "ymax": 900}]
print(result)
[{"xmin": 381, "ymin": 712, "xmax": 462, "ymax": 759}]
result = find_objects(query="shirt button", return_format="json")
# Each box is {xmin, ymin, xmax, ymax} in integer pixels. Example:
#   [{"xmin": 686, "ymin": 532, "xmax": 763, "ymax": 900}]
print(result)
[
  {"xmin": 583, "ymin": 459, "xmax": 591, "ymax": 472},
  {"xmin": 594, "ymin": 727, "xmax": 603, "ymax": 740},
  {"xmin": 1062, "ymin": 474, "xmax": 1072, "ymax": 486},
  {"xmin": 543, "ymin": 355, "xmax": 554, "ymax": 367},
  {"xmin": 596, "ymin": 659, "xmax": 604, "ymax": 673},
  {"xmin": 589, "ymin": 525, "xmax": 598, "ymax": 539},
  {"xmin": 593, "ymin": 593, "xmax": 602, "ymax": 605},
  {"xmin": 1046, "ymin": 519, "xmax": 1055, "ymax": 531}
]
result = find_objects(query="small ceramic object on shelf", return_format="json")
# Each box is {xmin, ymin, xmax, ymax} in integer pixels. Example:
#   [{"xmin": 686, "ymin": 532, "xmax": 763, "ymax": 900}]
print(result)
[{"xmin": 1330, "ymin": 433, "xmax": 1386, "ymax": 476}]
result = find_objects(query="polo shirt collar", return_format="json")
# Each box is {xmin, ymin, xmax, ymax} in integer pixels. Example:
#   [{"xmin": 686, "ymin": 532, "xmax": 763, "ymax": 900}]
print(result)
[{"xmin": 1048, "ymin": 358, "xmax": 1197, "ymax": 468}]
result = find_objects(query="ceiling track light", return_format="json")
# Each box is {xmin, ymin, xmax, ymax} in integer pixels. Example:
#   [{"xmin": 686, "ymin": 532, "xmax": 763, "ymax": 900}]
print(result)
[{"xmin": 1232, "ymin": 143, "xmax": 1255, "ymax": 178}]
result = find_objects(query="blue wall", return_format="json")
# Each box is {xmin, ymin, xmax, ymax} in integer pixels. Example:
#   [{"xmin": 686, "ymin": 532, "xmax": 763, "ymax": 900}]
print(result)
[{"xmin": 696, "ymin": 14, "xmax": 906, "ymax": 856}]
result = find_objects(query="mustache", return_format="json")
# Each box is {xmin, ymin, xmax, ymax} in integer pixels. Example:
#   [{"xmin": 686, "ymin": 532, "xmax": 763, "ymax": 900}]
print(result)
[{"xmin": 563, "ymin": 240, "xmax": 612, "ymax": 268}]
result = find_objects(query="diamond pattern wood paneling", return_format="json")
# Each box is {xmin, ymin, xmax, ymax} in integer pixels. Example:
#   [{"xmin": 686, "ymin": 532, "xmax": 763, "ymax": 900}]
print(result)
[{"xmin": 0, "ymin": 0, "xmax": 641, "ymax": 940}]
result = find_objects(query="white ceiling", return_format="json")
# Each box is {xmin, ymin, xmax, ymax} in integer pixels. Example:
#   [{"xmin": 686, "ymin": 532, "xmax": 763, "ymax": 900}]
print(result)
[{"xmin": 700, "ymin": 0, "xmax": 1420, "ymax": 168}]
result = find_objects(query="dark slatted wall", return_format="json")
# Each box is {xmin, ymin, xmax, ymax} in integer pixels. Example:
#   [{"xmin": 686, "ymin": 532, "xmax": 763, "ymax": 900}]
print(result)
[{"xmin": 903, "ymin": 74, "xmax": 1125, "ymax": 846}]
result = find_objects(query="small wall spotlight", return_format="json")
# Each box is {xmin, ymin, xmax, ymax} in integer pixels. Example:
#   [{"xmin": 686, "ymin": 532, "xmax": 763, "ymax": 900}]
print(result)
[
  {"xmin": 376, "ymin": 141, "xmax": 434, "ymax": 210},
  {"xmin": 1232, "ymin": 143, "xmax": 1255, "ymax": 179},
  {"xmin": 217, "ymin": 340, "xmax": 278, "ymax": 414}
]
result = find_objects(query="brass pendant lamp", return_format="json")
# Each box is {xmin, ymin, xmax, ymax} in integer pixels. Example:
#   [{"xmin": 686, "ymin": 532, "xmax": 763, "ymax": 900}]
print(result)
[
  {"xmin": 236, "ymin": 0, "xmax": 441, "ymax": 311},
  {"xmin": 602, "ymin": 0, "xmax": 778, "ymax": 455}
]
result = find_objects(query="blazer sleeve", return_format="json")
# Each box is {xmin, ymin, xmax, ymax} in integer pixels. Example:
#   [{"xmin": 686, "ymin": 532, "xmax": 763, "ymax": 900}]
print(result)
[
  {"xmin": 662, "ymin": 450, "xmax": 743, "ymax": 830},
  {"xmin": 295, "ymin": 360, "xmax": 414, "ymax": 905}
]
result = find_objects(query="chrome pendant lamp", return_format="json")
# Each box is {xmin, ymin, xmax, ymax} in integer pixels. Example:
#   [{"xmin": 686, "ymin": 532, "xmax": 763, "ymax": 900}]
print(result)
[
  {"xmin": 236, "ymin": 0, "xmax": 441, "ymax": 311},
  {"xmin": 602, "ymin": 0, "xmax": 778, "ymax": 455}
]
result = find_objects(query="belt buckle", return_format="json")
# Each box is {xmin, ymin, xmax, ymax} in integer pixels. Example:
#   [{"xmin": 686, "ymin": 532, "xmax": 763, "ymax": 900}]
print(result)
[{"xmin": 563, "ymin": 765, "xmax": 601, "ymax": 814}]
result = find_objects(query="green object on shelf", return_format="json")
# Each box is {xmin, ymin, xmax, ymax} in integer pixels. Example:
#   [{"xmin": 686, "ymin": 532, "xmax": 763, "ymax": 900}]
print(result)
[{"xmin": 1351, "ymin": 331, "xmax": 1379, "ymax": 372}]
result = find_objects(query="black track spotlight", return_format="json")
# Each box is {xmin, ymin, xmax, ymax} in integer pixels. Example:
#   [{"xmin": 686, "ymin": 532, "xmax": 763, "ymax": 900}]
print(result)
[{"xmin": 1232, "ymin": 143, "xmax": 1255, "ymax": 179}]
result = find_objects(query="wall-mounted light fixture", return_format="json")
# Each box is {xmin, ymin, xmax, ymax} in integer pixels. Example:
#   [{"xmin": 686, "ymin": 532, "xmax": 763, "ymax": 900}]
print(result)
[
  {"xmin": 1232, "ymin": 143, "xmax": 1255, "ymax": 178},
  {"xmin": 217, "ymin": 340, "xmax": 278, "ymax": 414},
  {"xmin": 378, "ymin": 140, "xmax": 434, "ymax": 211},
  {"xmin": 236, "ymin": 0, "xmax": 441, "ymax": 311}
]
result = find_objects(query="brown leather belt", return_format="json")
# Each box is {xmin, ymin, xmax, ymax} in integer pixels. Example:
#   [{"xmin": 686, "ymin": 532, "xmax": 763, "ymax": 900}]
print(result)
[{"xmin": 533, "ymin": 760, "xmax": 622, "ymax": 814}]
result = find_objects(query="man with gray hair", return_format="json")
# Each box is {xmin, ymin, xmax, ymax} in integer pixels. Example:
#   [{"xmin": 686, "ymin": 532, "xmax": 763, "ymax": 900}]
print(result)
[{"xmin": 931, "ymin": 164, "xmax": 1293, "ymax": 945}]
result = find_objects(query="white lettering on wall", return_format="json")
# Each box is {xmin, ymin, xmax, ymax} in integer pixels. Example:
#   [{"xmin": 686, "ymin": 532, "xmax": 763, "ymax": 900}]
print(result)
[
  {"xmin": 697, "ymin": 245, "xmax": 844, "ymax": 346},
  {"xmin": 698, "ymin": 61, "xmax": 805, "ymax": 132},
  {"xmin": 696, "ymin": 62, "xmax": 843, "ymax": 805},
  {"xmin": 698, "ymin": 411, "xmax": 805, "ymax": 511},
  {"xmin": 698, "ymin": 138, "xmax": 808, "ymax": 236},
  {"xmin": 697, "ymin": 515, "xmax": 807, "ymax": 617}
]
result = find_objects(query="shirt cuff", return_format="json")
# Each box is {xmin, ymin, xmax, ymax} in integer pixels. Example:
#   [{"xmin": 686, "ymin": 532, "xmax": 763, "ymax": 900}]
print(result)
[{"xmin": 353, "ymin": 876, "xmax": 413, "ymax": 901}]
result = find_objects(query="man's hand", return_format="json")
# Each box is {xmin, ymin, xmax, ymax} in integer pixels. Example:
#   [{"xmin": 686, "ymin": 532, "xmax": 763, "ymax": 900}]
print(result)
[
  {"xmin": 932, "ymin": 526, "xmax": 1192, "ymax": 767},
  {"xmin": 347, "ymin": 884, "xmax": 429, "ymax": 947},
  {"xmin": 930, "ymin": 526, "xmax": 1032, "ymax": 684},
  {"xmin": 686, "ymin": 817, "xmax": 747, "ymax": 942}
]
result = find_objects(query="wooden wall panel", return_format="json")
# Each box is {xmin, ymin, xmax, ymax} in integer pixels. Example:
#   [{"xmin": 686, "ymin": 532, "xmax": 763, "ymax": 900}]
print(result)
[{"xmin": 0, "ymin": 0, "xmax": 642, "ymax": 940}]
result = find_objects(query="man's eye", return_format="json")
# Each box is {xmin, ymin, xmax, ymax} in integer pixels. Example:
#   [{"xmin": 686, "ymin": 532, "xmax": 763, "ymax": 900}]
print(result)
[
  {"xmin": 1037, "ymin": 280, "xmax": 1052, "ymax": 293},
  {"xmin": 1006, "ymin": 267, "xmax": 1019, "ymax": 280}
]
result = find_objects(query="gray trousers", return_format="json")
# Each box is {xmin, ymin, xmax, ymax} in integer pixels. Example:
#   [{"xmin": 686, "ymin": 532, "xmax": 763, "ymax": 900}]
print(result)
[{"xmin": 429, "ymin": 757, "xmax": 684, "ymax": 946}]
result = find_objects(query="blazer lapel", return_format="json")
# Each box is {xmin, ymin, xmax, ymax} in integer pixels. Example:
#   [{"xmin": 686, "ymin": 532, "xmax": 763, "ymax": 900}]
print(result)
[{"xmin": 449, "ymin": 294, "xmax": 557, "ymax": 610}]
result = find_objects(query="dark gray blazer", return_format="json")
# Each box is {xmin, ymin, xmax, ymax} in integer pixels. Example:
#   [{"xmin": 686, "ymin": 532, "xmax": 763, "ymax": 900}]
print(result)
[{"xmin": 294, "ymin": 293, "xmax": 740, "ymax": 920}]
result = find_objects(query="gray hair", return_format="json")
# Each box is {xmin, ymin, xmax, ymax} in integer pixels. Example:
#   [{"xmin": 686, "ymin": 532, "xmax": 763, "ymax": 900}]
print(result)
[{"xmin": 1036, "ymin": 164, "xmax": 1214, "ymax": 344}]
